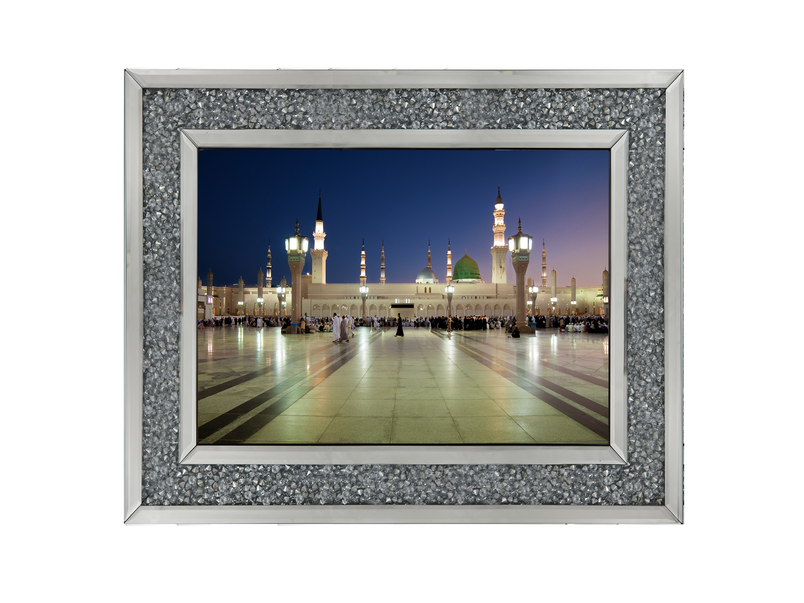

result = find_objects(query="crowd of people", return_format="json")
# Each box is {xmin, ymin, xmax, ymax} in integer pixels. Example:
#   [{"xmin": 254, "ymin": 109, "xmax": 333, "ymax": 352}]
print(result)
[{"xmin": 198, "ymin": 313, "xmax": 609, "ymax": 335}]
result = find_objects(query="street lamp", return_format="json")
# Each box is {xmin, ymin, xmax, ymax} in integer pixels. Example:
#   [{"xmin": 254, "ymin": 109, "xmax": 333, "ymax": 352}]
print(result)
[
  {"xmin": 276, "ymin": 286, "xmax": 285, "ymax": 317},
  {"xmin": 285, "ymin": 220, "xmax": 309, "ymax": 329},
  {"xmin": 256, "ymin": 297, "xmax": 263, "ymax": 316},
  {"xmin": 528, "ymin": 285, "xmax": 538, "ymax": 322},
  {"xmin": 508, "ymin": 218, "xmax": 533, "ymax": 333},
  {"xmin": 445, "ymin": 284, "xmax": 454, "ymax": 318},
  {"xmin": 359, "ymin": 285, "xmax": 369, "ymax": 322}
]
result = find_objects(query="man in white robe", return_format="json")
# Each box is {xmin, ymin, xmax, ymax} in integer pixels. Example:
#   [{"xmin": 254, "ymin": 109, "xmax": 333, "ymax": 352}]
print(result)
[{"xmin": 332, "ymin": 313, "xmax": 341, "ymax": 343}]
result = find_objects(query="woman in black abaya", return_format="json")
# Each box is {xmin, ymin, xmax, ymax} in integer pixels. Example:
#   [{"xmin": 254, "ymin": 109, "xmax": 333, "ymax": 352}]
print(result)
[{"xmin": 394, "ymin": 313, "xmax": 404, "ymax": 337}]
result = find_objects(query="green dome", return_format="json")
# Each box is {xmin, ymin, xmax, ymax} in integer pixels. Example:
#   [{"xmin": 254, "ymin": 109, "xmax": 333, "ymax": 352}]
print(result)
[{"xmin": 453, "ymin": 254, "xmax": 483, "ymax": 282}]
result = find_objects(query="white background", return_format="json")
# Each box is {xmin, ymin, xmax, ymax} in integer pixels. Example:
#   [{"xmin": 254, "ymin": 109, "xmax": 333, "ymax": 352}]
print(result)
[{"xmin": 2, "ymin": 1, "xmax": 800, "ymax": 600}]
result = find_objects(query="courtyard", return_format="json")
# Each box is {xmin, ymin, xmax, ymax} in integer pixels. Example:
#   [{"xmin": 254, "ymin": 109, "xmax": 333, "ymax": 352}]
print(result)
[{"xmin": 197, "ymin": 326, "xmax": 609, "ymax": 445}]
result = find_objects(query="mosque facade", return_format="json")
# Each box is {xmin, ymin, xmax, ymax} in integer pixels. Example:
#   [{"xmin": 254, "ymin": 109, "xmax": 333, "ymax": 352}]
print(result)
[{"xmin": 197, "ymin": 190, "xmax": 608, "ymax": 320}]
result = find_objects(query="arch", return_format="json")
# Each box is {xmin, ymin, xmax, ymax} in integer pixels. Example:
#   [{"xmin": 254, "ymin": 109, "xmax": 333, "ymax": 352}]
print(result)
[
  {"xmin": 455, "ymin": 304, "xmax": 464, "ymax": 317},
  {"xmin": 312, "ymin": 304, "xmax": 320, "ymax": 318},
  {"xmin": 349, "ymin": 304, "xmax": 359, "ymax": 317},
  {"xmin": 484, "ymin": 304, "xmax": 492, "ymax": 316},
  {"xmin": 493, "ymin": 304, "xmax": 502, "ymax": 316},
  {"xmin": 436, "ymin": 303, "xmax": 445, "ymax": 315},
  {"xmin": 369, "ymin": 303, "xmax": 377, "ymax": 316},
  {"xmin": 503, "ymin": 303, "xmax": 512, "ymax": 316},
  {"xmin": 380, "ymin": 303, "xmax": 388, "ymax": 317},
  {"xmin": 322, "ymin": 303, "xmax": 330, "ymax": 317},
  {"xmin": 427, "ymin": 304, "xmax": 434, "ymax": 317},
  {"xmin": 475, "ymin": 303, "xmax": 483, "ymax": 315}
]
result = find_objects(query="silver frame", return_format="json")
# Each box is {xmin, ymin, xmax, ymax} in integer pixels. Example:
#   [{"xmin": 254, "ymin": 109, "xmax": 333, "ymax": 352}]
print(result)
[{"xmin": 125, "ymin": 69, "xmax": 683, "ymax": 524}]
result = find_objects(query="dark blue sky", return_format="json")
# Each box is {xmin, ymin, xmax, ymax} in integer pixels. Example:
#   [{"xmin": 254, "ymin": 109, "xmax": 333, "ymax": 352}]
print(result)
[{"xmin": 198, "ymin": 148, "xmax": 609, "ymax": 288}]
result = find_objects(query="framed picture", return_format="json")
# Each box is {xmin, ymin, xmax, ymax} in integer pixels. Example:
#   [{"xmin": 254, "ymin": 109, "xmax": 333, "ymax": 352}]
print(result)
[{"xmin": 125, "ymin": 69, "xmax": 683, "ymax": 523}]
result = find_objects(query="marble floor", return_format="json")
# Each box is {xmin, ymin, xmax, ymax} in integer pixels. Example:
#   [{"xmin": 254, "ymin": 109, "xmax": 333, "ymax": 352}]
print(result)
[{"xmin": 197, "ymin": 326, "xmax": 609, "ymax": 445}]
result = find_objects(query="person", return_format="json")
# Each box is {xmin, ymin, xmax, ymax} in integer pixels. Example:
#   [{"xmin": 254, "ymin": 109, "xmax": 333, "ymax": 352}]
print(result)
[
  {"xmin": 395, "ymin": 313, "xmax": 404, "ymax": 337},
  {"xmin": 332, "ymin": 313, "xmax": 341, "ymax": 343},
  {"xmin": 447, "ymin": 315, "xmax": 452, "ymax": 333},
  {"xmin": 340, "ymin": 312, "xmax": 349, "ymax": 342},
  {"xmin": 346, "ymin": 314, "xmax": 354, "ymax": 339},
  {"xmin": 511, "ymin": 325, "xmax": 520, "ymax": 338}
]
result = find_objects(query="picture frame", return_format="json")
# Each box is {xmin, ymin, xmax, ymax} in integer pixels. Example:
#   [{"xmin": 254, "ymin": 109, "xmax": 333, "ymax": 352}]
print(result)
[{"xmin": 125, "ymin": 69, "xmax": 683, "ymax": 524}]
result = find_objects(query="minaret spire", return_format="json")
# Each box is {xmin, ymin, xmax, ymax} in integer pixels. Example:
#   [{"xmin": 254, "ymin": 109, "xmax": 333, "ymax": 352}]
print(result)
[
  {"xmin": 491, "ymin": 188, "xmax": 508, "ymax": 284},
  {"xmin": 311, "ymin": 192, "xmax": 328, "ymax": 284},
  {"xmin": 446, "ymin": 238, "xmax": 452, "ymax": 284},
  {"xmin": 360, "ymin": 238, "xmax": 366, "ymax": 285},
  {"xmin": 427, "ymin": 240, "xmax": 432, "ymax": 269},
  {"xmin": 541, "ymin": 239, "xmax": 547, "ymax": 287},
  {"xmin": 266, "ymin": 241, "xmax": 272, "ymax": 288},
  {"xmin": 380, "ymin": 240, "xmax": 386, "ymax": 285}
]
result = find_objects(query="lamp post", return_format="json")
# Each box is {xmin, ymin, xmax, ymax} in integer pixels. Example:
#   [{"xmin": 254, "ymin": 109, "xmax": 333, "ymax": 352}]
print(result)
[
  {"xmin": 528, "ymin": 285, "xmax": 538, "ymax": 323},
  {"xmin": 276, "ymin": 286, "xmax": 285, "ymax": 317},
  {"xmin": 256, "ymin": 297, "xmax": 263, "ymax": 316},
  {"xmin": 359, "ymin": 285, "xmax": 369, "ymax": 322},
  {"xmin": 445, "ymin": 285, "xmax": 454, "ymax": 318},
  {"xmin": 508, "ymin": 218, "xmax": 533, "ymax": 333},
  {"xmin": 285, "ymin": 220, "xmax": 309, "ymax": 328}
]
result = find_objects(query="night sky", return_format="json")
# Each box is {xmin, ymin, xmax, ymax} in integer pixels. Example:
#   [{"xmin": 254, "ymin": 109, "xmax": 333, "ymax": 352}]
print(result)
[{"xmin": 198, "ymin": 148, "xmax": 609, "ymax": 289}]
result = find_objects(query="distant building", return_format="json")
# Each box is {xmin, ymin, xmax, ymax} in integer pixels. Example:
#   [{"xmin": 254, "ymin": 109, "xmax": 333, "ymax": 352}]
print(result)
[{"xmin": 198, "ymin": 190, "xmax": 607, "ymax": 320}]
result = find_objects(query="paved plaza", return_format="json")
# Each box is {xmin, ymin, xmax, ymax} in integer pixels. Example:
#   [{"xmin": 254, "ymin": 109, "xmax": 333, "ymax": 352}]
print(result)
[{"xmin": 197, "ymin": 326, "xmax": 609, "ymax": 445}]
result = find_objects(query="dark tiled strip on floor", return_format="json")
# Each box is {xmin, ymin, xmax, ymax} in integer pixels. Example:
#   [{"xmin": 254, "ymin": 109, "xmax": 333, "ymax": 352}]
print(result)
[
  {"xmin": 449, "ymin": 333, "xmax": 609, "ymax": 416},
  {"xmin": 198, "ymin": 331, "xmax": 382, "ymax": 444},
  {"xmin": 463, "ymin": 336, "xmax": 610, "ymax": 388},
  {"xmin": 197, "ymin": 341, "xmax": 335, "ymax": 400},
  {"xmin": 432, "ymin": 331, "xmax": 609, "ymax": 440}
]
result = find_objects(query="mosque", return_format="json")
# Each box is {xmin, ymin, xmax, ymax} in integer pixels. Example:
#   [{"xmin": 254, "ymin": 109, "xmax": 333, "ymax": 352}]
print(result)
[{"xmin": 197, "ymin": 190, "xmax": 609, "ymax": 321}]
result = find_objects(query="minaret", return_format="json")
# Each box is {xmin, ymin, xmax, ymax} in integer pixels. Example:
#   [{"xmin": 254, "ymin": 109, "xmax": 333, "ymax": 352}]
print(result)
[
  {"xmin": 310, "ymin": 191, "xmax": 328, "ymax": 284},
  {"xmin": 571, "ymin": 276, "xmax": 577, "ymax": 315},
  {"xmin": 360, "ymin": 239, "xmax": 366, "ymax": 285},
  {"xmin": 206, "ymin": 269, "xmax": 214, "ymax": 316},
  {"xmin": 446, "ymin": 238, "xmax": 453, "ymax": 284},
  {"xmin": 266, "ymin": 243, "xmax": 272, "ymax": 288},
  {"xmin": 541, "ymin": 239, "xmax": 547, "ymax": 287},
  {"xmin": 490, "ymin": 187, "xmax": 508, "ymax": 284},
  {"xmin": 551, "ymin": 267, "xmax": 557, "ymax": 316},
  {"xmin": 380, "ymin": 240, "xmax": 386, "ymax": 285},
  {"xmin": 257, "ymin": 268, "xmax": 264, "ymax": 315}
]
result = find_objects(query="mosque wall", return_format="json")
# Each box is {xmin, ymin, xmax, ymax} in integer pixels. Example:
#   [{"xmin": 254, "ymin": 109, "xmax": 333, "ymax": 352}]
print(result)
[{"xmin": 198, "ymin": 280, "xmax": 607, "ymax": 319}]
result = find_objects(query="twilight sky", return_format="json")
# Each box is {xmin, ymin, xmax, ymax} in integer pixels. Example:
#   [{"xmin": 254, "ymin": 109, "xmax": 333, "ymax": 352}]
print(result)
[{"xmin": 198, "ymin": 148, "xmax": 609, "ymax": 289}]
